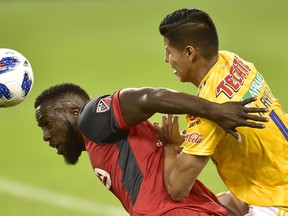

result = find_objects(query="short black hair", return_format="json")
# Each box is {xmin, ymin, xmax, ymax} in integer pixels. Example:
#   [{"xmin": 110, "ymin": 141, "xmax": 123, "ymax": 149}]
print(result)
[
  {"xmin": 159, "ymin": 8, "xmax": 219, "ymax": 59},
  {"xmin": 34, "ymin": 83, "xmax": 90, "ymax": 108}
]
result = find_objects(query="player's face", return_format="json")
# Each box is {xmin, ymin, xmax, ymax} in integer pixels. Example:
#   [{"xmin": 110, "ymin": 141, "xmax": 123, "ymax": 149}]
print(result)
[
  {"xmin": 163, "ymin": 37, "xmax": 194, "ymax": 83},
  {"xmin": 36, "ymin": 102, "xmax": 83, "ymax": 165}
]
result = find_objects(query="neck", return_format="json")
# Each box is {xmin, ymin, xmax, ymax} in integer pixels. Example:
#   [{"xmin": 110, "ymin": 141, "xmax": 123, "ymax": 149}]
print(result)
[{"xmin": 192, "ymin": 54, "xmax": 218, "ymax": 87}]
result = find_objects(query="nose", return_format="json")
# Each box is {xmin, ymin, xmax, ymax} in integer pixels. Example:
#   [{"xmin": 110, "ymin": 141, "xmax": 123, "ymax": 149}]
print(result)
[{"xmin": 43, "ymin": 129, "xmax": 51, "ymax": 142}]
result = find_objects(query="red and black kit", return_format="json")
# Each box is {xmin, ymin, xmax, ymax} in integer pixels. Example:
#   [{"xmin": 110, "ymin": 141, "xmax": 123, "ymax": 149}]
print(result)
[{"xmin": 77, "ymin": 90, "xmax": 226, "ymax": 216}]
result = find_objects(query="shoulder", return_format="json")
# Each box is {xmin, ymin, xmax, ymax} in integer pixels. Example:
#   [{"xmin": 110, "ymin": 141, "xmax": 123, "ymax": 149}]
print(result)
[{"xmin": 78, "ymin": 95, "xmax": 112, "ymax": 124}]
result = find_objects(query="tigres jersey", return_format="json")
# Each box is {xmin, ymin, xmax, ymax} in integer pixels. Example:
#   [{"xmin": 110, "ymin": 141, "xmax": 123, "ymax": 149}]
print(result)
[{"xmin": 182, "ymin": 51, "xmax": 288, "ymax": 207}]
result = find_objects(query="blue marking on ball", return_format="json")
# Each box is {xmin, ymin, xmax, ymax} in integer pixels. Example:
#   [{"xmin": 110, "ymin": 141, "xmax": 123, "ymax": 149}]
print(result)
[
  {"xmin": 0, "ymin": 83, "xmax": 13, "ymax": 100},
  {"xmin": 0, "ymin": 56, "xmax": 20, "ymax": 75},
  {"xmin": 21, "ymin": 72, "xmax": 33, "ymax": 97}
]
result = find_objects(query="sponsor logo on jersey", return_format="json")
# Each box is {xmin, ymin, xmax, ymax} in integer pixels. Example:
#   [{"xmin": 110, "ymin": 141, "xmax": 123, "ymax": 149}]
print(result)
[
  {"xmin": 188, "ymin": 115, "xmax": 198, "ymax": 121},
  {"xmin": 216, "ymin": 55, "xmax": 250, "ymax": 98},
  {"xmin": 188, "ymin": 118, "xmax": 201, "ymax": 128},
  {"xmin": 94, "ymin": 168, "xmax": 112, "ymax": 189},
  {"xmin": 96, "ymin": 97, "xmax": 111, "ymax": 113},
  {"xmin": 241, "ymin": 72, "xmax": 268, "ymax": 109},
  {"xmin": 185, "ymin": 132, "xmax": 204, "ymax": 144},
  {"xmin": 241, "ymin": 72, "xmax": 265, "ymax": 102}
]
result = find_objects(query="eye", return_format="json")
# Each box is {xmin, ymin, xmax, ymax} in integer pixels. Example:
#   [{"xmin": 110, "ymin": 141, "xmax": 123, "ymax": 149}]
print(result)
[
  {"xmin": 45, "ymin": 122, "xmax": 53, "ymax": 129},
  {"xmin": 165, "ymin": 48, "xmax": 170, "ymax": 55},
  {"xmin": 38, "ymin": 118, "xmax": 53, "ymax": 130}
]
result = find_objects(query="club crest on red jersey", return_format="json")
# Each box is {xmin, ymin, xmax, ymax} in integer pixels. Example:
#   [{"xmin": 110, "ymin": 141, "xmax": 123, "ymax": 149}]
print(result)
[
  {"xmin": 94, "ymin": 168, "xmax": 112, "ymax": 189},
  {"xmin": 96, "ymin": 97, "xmax": 111, "ymax": 113}
]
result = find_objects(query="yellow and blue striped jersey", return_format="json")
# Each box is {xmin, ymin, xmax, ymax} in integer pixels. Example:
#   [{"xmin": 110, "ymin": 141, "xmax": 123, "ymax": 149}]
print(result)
[{"xmin": 183, "ymin": 51, "xmax": 288, "ymax": 207}]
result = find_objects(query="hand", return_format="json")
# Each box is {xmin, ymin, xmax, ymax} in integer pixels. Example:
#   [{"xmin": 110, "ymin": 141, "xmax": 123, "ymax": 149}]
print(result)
[
  {"xmin": 154, "ymin": 114, "xmax": 185, "ymax": 147},
  {"xmin": 212, "ymin": 97, "xmax": 269, "ymax": 142}
]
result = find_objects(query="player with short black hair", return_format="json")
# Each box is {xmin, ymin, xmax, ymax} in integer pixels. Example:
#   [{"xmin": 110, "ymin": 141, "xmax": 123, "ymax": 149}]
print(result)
[{"xmin": 158, "ymin": 8, "xmax": 288, "ymax": 216}]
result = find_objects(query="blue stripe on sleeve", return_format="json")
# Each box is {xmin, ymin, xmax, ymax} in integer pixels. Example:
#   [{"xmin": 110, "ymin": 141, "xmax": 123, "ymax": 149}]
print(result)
[{"xmin": 270, "ymin": 110, "xmax": 288, "ymax": 141}]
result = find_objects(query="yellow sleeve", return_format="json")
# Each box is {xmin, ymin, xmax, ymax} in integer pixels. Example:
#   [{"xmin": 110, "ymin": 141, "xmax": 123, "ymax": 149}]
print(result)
[{"xmin": 182, "ymin": 117, "xmax": 226, "ymax": 156}]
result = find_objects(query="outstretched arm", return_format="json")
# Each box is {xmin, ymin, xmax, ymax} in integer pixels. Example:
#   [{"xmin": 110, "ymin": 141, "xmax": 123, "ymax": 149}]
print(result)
[{"xmin": 118, "ymin": 87, "xmax": 268, "ymax": 138}]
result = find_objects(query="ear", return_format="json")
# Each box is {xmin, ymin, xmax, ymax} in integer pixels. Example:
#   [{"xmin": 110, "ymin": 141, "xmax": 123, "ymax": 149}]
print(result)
[
  {"xmin": 185, "ymin": 45, "xmax": 196, "ymax": 61},
  {"xmin": 70, "ymin": 107, "xmax": 80, "ymax": 119}
]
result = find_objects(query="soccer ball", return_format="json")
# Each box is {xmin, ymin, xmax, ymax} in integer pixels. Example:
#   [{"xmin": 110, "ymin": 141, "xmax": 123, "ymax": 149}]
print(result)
[{"xmin": 0, "ymin": 48, "xmax": 34, "ymax": 107}]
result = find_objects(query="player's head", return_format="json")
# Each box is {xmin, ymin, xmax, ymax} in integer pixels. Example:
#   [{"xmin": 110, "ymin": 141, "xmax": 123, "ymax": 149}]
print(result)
[
  {"xmin": 159, "ymin": 8, "xmax": 219, "ymax": 58},
  {"xmin": 34, "ymin": 83, "xmax": 90, "ymax": 165},
  {"xmin": 159, "ymin": 8, "xmax": 219, "ymax": 84}
]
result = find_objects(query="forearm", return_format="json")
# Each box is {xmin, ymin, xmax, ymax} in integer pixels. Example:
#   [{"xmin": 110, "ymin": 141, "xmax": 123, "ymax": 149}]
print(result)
[
  {"xmin": 163, "ymin": 145, "xmax": 210, "ymax": 201},
  {"xmin": 119, "ymin": 87, "xmax": 217, "ymax": 126},
  {"xmin": 163, "ymin": 144, "xmax": 178, "ymax": 194},
  {"xmin": 145, "ymin": 88, "xmax": 216, "ymax": 119},
  {"xmin": 163, "ymin": 145, "xmax": 193, "ymax": 201}
]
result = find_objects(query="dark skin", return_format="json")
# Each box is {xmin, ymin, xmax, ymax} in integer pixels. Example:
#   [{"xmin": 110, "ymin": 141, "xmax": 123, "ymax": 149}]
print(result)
[
  {"xmin": 119, "ymin": 88, "xmax": 268, "ymax": 140},
  {"xmin": 36, "ymin": 100, "xmax": 85, "ymax": 165},
  {"xmin": 36, "ymin": 87, "xmax": 268, "ymax": 165}
]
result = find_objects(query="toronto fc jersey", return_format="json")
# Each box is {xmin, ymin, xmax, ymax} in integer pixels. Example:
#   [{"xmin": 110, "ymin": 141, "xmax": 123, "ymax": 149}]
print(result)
[
  {"xmin": 182, "ymin": 51, "xmax": 288, "ymax": 207},
  {"xmin": 77, "ymin": 90, "xmax": 226, "ymax": 216}
]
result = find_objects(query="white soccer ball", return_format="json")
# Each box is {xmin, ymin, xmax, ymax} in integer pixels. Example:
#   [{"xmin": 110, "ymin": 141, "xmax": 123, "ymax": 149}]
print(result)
[{"xmin": 0, "ymin": 48, "xmax": 34, "ymax": 107}]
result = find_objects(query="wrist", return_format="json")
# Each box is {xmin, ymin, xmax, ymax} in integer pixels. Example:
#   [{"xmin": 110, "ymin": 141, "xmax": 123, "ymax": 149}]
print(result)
[{"xmin": 206, "ymin": 102, "xmax": 220, "ymax": 122}]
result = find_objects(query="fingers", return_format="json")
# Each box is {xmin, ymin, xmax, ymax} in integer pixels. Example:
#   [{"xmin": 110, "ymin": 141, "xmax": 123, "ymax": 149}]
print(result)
[
  {"xmin": 161, "ymin": 114, "xmax": 177, "ymax": 127},
  {"xmin": 241, "ymin": 97, "xmax": 269, "ymax": 115},
  {"xmin": 240, "ymin": 97, "xmax": 257, "ymax": 105},
  {"xmin": 240, "ymin": 97, "xmax": 269, "ymax": 113},
  {"xmin": 172, "ymin": 115, "xmax": 179, "ymax": 129},
  {"xmin": 227, "ymin": 130, "xmax": 242, "ymax": 143},
  {"xmin": 244, "ymin": 113, "xmax": 269, "ymax": 123},
  {"xmin": 167, "ymin": 114, "xmax": 173, "ymax": 122},
  {"xmin": 153, "ymin": 121, "xmax": 160, "ymax": 131},
  {"xmin": 239, "ymin": 98, "xmax": 269, "ymax": 124},
  {"xmin": 154, "ymin": 115, "xmax": 183, "ymax": 146},
  {"xmin": 161, "ymin": 115, "xmax": 167, "ymax": 126},
  {"xmin": 235, "ymin": 132, "xmax": 242, "ymax": 143},
  {"xmin": 153, "ymin": 121, "xmax": 161, "ymax": 137},
  {"xmin": 243, "ymin": 106, "xmax": 269, "ymax": 114},
  {"xmin": 239, "ymin": 120, "xmax": 266, "ymax": 129},
  {"xmin": 153, "ymin": 120, "xmax": 167, "ymax": 145}
]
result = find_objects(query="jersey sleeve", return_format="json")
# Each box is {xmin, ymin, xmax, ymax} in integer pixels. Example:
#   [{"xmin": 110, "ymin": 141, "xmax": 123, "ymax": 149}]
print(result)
[
  {"xmin": 77, "ymin": 91, "xmax": 129, "ymax": 144},
  {"xmin": 182, "ymin": 116, "xmax": 226, "ymax": 156}
]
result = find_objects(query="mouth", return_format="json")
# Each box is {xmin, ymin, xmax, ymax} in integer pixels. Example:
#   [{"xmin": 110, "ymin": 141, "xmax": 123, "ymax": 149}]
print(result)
[
  {"xmin": 170, "ymin": 67, "xmax": 177, "ymax": 75},
  {"xmin": 49, "ymin": 143, "xmax": 64, "ymax": 155},
  {"xmin": 173, "ymin": 70, "xmax": 180, "ymax": 78}
]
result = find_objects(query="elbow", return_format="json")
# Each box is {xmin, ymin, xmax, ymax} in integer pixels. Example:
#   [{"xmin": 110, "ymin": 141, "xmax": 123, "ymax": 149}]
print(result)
[
  {"xmin": 167, "ymin": 188, "xmax": 189, "ymax": 202},
  {"xmin": 164, "ymin": 175, "xmax": 195, "ymax": 202}
]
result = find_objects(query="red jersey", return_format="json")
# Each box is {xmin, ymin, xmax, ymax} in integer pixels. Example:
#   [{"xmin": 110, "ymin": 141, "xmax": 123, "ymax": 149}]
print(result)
[{"xmin": 77, "ymin": 90, "xmax": 226, "ymax": 216}]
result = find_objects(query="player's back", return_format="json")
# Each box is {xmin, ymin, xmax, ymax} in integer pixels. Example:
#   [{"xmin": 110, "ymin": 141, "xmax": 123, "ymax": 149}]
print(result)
[
  {"xmin": 213, "ymin": 99, "xmax": 288, "ymax": 206},
  {"xmin": 78, "ymin": 92, "xmax": 227, "ymax": 216}
]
